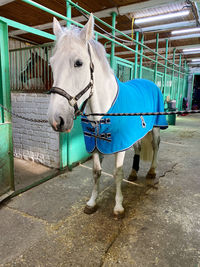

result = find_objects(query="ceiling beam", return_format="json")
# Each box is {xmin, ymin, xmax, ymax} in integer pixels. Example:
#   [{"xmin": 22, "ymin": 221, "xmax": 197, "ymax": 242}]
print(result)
[
  {"xmin": 119, "ymin": 21, "xmax": 196, "ymax": 34},
  {"xmin": 104, "ymin": 33, "xmax": 200, "ymax": 52},
  {"xmin": 9, "ymin": 0, "xmax": 184, "ymax": 37},
  {"xmin": 133, "ymin": 21, "xmax": 196, "ymax": 34},
  {"xmin": 96, "ymin": 21, "xmax": 196, "ymax": 41},
  {"xmin": 144, "ymin": 33, "xmax": 200, "ymax": 45},
  {"xmin": 10, "ymin": 16, "xmax": 194, "ymax": 38},
  {"xmin": 7, "ymin": 16, "xmax": 87, "ymax": 37}
]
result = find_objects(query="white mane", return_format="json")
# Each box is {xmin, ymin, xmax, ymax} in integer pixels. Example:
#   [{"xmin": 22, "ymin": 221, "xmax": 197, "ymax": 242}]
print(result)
[{"xmin": 89, "ymin": 39, "xmax": 113, "ymax": 75}]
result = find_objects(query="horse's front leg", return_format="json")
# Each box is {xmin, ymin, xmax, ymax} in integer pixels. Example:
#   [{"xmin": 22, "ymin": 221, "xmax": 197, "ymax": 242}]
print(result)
[
  {"xmin": 84, "ymin": 152, "xmax": 102, "ymax": 214},
  {"xmin": 146, "ymin": 127, "xmax": 160, "ymax": 179},
  {"xmin": 114, "ymin": 151, "xmax": 126, "ymax": 219}
]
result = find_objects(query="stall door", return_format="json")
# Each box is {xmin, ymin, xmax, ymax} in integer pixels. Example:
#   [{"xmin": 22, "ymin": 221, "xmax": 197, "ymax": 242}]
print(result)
[{"xmin": 0, "ymin": 20, "xmax": 14, "ymax": 201}]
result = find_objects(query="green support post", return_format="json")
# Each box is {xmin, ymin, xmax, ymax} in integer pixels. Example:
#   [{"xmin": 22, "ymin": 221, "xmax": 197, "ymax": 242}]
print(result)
[
  {"xmin": 66, "ymin": 0, "xmax": 71, "ymax": 27},
  {"xmin": 163, "ymin": 39, "xmax": 168, "ymax": 98},
  {"xmin": 171, "ymin": 48, "xmax": 176, "ymax": 100},
  {"xmin": 134, "ymin": 31, "xmax": 139, "ymax": 79},
  {"xmin": 139, "ymin": 34, "xmax": 144, "ymax": 79},
  {"xmin": 59, "ymin": 133, "xmax": 68, "ymax": 169},
  {"xmin": 59, "ymin": 0, "xmax": 73, "ymax": 170},
  {"xmin": 0, "ymin": 20, "xmax": 14, "ymax": 199},
  {"xmin": 182, "ymin": 60, "xmax": 187, "ymax": 104},
  {"xmin": 154, "ymin": 33, "xmax": 159, "ymax": 84},
  {"xmin": 110, "ymin": 12, "xmax": 117, "ymax": 70},
  {"xmin": 177, "ymin": 54, "xmax": 182, "ymax": 110},
  {"xmin": 0, "ymin": 22, "xmax": 12, "ymax": 123},
  {"xmin": 190, "ymin": 72, "xmax": 194, "ymax": 109}
]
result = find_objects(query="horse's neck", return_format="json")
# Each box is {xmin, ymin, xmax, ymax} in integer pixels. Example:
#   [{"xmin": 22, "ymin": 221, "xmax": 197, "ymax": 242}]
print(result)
[{"xmin": 85, "ymin": 57, "xmax": 117, "ymax": 121}]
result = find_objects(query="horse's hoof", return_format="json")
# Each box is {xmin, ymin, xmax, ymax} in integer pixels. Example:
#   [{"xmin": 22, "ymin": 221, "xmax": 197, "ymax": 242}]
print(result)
[
  {"xmin": 146, "ymin": 177, "xmax": 159, "ymax": 187},
  {"xmin": 84, "ymin": 205, "xmax": 98, "ymax": 214},
  {"xmin": 146, "ymin": 172, "xmax": 156, "ymax": 179},
  {"xmin": 128, "ymin": 169, "xmax": 138, "ymax": 181},
  {"xmin": 114, "ymin": 211, "xmax": 125, "ymax": 220}
]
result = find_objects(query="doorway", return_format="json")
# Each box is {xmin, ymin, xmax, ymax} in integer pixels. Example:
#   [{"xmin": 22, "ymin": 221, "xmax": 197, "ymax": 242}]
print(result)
[{"xmin": 192, "ymin": 74, "xmax": 200, "ymax": 110}]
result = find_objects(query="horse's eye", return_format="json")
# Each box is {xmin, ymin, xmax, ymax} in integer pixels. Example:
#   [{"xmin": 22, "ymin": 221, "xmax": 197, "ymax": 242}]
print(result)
[{"xmin": 74, "ymin": 60, "xmax": 83, "ymax": 68}]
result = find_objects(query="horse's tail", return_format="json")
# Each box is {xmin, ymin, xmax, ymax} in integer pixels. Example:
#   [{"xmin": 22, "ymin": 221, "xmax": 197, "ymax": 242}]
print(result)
[{"xmin": 140, "ymin": 131, "xmax": 153, "ymax": 162}]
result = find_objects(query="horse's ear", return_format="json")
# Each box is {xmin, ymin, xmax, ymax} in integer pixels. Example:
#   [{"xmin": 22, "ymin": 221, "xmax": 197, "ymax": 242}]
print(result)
[
  {"xmin": 80, "ymin": 13, "xmax": 94, "ymax": 42},
  {"xmin": 53, "ymin": 17, "xmax": 63, "ymax": 39}
]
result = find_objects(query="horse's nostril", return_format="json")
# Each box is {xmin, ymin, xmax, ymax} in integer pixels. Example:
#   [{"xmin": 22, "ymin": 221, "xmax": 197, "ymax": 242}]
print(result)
[{"xmin": 59, "ymin": 116, "xmax": 65, "ymax": 127}]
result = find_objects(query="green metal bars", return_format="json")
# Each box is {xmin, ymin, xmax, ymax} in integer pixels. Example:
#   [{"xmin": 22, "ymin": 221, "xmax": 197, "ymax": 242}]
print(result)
[
  {"xmin": 154, "ymin": 33, "xmax": 159, "ymax": 84},
  {"xmin": 139, "ymin": 34, "xmax": 144, "ymax": 79},
  {"xmin": 163, "ymin": 39, "xmax": 168, "ymax": 98},
  {"xmin": 9, "ymin": 0, "xmax": 189, "ymax": 108},
  {"xmin": 134, "ymin": 32, "xmax": 139, "ymax": 79},
  {"xmin": 110, "ymin": 12, "xmax": 117, "ymax": 70},
  {"xmin": 66, "ymin": 0, "xmax": 71, "ymax": 27},
  {"xmin": 20, "ymin": 0, "xmax": 188, "ymax": 76}
]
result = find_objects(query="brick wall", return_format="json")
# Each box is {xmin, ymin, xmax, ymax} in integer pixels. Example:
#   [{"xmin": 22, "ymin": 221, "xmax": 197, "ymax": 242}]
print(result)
[{"xmin": 11, "ymin": 93, "xmax": 60, "ymax": 168}]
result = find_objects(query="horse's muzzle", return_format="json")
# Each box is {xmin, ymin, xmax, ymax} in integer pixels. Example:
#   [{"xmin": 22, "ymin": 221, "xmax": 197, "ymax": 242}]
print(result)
[{"xmin": 49, "ymin": 113, "xmax": 73, "ymax": 133}]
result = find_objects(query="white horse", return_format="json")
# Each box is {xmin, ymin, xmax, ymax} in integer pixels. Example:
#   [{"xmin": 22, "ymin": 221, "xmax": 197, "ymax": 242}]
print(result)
[{"xmin": 48, "ymin": 14, "xmax": 162, "ymax": 219}]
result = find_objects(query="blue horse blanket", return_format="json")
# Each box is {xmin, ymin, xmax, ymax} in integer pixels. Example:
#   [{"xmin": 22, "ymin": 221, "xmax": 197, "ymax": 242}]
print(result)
[{"xmin": 81, "ymin": 78, "xmax": 168, "ymax": 154}]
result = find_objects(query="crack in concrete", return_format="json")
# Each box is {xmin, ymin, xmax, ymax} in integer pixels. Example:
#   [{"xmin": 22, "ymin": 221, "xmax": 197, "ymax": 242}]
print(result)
[
  {"xmin": 5, "ymin": 206, "xmax": 50, "ymax": 226},
  {"xmin": 99, "ymin": 221, "xmax": 124, "ymax": 267},
  {"xmin": 98, "ymin": 162, "xmax": 179, "ymax": 266},
  {"xmin": 159, "ymin": 163, "xmax": 178, "ymax": 178}
]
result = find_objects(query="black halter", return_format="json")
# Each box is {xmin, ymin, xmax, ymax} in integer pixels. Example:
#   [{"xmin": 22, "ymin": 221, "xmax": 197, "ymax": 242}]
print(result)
[{"xmin": 47, "ymin": 44, "xmax": 94, "ymax": 119}]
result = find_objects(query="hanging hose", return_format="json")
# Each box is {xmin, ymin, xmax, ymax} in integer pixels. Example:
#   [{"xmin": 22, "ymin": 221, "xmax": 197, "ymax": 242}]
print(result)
[{"xmin": 131, "ymin": 17, "xmax": 134, "ymax": 40}]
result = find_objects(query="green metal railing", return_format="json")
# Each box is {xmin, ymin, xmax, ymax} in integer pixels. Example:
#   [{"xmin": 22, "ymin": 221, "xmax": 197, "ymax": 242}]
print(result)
[
  {"xmin": 15, "ymin": 0, "xmax": 187, "ymax": 74},
  {"xmin": 66, "ymin": 0, "xmax": 187, "ymax": 72},
  {"xmin": 4, "ymin": 0, "xmax": 189, "ymax": 106}
]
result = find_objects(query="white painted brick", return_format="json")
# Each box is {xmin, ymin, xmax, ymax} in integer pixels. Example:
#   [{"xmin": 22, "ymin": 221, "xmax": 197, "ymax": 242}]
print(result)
[{"xmin": 11, "ymin": 92, "xmax": 60, "ymax": 168}]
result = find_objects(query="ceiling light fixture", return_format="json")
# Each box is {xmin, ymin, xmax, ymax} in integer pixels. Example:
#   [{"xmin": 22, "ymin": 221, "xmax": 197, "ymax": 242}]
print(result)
[
  {"xmin": 191, "ymin": 58, "xmax": 200, "ymax": 62},
  {"xmin": 135, "ymin": 10, "xmax": 189, "ymax": 24},
  {"xmin": 172, "ymin": 27, "xmax": 200, "ymax": 35},
  {"xmin": 188, "ymin": 62, "xmax": 200, "ymax": 65},
  {"xmin": 183, "ymin": 48, "xmax": 200, "ymax": 52}
]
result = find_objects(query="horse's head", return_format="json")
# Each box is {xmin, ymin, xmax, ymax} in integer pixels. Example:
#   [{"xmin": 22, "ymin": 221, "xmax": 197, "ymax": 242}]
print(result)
[
  {"xmin": 21, "ymin": 52, "xmax": 43, "ymax": 83},
  {"xmin": 48, "ymin": 14, "xmax": 94, "ymax": 132},
  {"xmin": 20, "ymin": 52, "xmax": 36, "ymax": 82}
]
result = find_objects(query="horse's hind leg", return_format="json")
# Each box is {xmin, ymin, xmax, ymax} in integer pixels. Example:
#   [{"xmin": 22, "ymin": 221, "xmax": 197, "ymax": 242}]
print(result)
[
  {"xmin": 114, "ymin": 151, "xmax": 126, "ymax": 219},
  {"xmin": 146, "ymin": 127, "xmax": 160, "ymax": 179},
  {"xmin": 128, "ymin": 141, "xmax": 141, "ymax": 181},
  {"xmin": 84, "ymin": 152, "xmax": 102, "ymax": 214}
]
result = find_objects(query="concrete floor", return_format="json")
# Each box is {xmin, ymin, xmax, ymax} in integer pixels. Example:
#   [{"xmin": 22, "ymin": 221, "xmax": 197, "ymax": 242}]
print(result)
[
  {"xmin": 0, "ymin": 114, "xmax": 200, "ymax": 267},
  {"xmin": 14, "ymin": 158, "xmax": 57, "ymax": 191}
]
